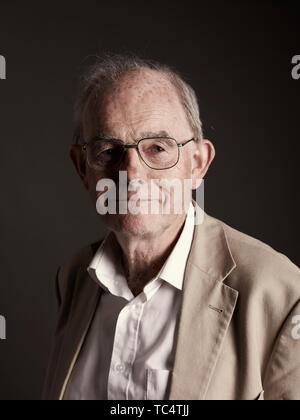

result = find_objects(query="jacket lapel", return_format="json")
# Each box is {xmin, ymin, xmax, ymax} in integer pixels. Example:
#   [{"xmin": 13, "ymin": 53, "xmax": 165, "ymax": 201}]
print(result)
[
  {"xmin": 50, "ymin": 266, "xmax": 103, "ymax": 400},
  {"xmin": 168, "ymin": 202, "xmax": 239, "ymax": 399}
]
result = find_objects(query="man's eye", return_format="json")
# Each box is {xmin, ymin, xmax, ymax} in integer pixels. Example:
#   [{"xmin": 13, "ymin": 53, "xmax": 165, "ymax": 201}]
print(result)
[
  {"xmin": 98, "ymin": 148, "xmax": 118, "ymax": 156},
  {"xmin": 152, "ymin": 145, "xmax": 165, "ymax": 152},
  {"xmin": 103, "ymin": 148, "xmax": 114, "ymax": 155}
]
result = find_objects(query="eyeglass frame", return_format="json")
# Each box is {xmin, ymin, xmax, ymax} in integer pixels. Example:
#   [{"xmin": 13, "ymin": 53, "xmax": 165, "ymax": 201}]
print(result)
[{"xmin": 80, "ymin": 136, "xmax": 196, "ymax": 170}]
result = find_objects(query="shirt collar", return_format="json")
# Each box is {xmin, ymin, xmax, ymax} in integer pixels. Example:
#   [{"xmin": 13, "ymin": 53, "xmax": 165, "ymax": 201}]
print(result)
[{"xmin": 153, "ymin": 201, "xmax": 195, "ymax": 290}]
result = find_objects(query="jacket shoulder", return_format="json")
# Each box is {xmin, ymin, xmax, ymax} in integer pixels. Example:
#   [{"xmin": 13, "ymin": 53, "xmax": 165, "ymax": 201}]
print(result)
[
  {"xmin": 220, "ymin": 219, "xmax": 299, "ymax": 275},
  {"xmin": 213, "ymin": 217, "xmax": 300, "ymax": 306}
]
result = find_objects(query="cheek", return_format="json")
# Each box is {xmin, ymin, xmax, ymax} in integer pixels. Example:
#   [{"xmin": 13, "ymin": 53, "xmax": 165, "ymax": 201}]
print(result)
[
  {"xmin": 155, "ymin": 169, "xmax": 192, "ymax": 206},
  {"xmin": 181, "ymin": 153, "xmax": 193, "ymax": 175},
  {"xmin": 169, "ymin": 158, "xmax": 192, "ymax": 180},
  {"xmin": 86, "ymin": 171, "xmax": 102, "ymax": 201}
]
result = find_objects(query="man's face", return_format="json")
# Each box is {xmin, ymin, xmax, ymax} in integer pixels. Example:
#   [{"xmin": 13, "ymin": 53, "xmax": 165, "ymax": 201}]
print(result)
[{"xmin": 78, "ymin": 69, "xmax": 206, "ymax": 239}]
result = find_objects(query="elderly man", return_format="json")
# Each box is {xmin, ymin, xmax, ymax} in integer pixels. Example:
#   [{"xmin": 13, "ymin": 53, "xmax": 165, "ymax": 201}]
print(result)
[{"xmin": 43, "ymin": 55, "xmax": 300, "ymax": 400}]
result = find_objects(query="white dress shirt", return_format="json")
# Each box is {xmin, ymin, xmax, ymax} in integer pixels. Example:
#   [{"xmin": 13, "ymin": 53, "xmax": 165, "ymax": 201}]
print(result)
[{"xmin": 63, "ymin": 202, "xmax": 195, "ymax": 400}]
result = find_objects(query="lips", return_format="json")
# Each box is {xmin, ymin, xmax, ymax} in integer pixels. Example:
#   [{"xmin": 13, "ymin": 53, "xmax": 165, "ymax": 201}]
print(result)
[
  {"xmin": 115, "ymin": 198, "xmax": 160, "ymax": 202},
  {"xmin": 103, "ymin": 197, "xmax": 161, "ymax": 204},
  {"xmin": 118, "ymin": 199, "xmax": 157, "ymax": 201}
]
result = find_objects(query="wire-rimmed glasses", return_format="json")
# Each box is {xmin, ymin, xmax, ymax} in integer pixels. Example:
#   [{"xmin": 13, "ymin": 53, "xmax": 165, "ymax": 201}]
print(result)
[{"xmin": 81, "ymin": 136, "xmax": 195, "ymax": 170}]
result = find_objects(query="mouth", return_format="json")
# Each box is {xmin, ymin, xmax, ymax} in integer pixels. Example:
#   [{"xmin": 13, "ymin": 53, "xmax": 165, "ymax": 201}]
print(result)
[{"xmin": 115, "ymin": 198, "xmax": 160, "ymax": 202}]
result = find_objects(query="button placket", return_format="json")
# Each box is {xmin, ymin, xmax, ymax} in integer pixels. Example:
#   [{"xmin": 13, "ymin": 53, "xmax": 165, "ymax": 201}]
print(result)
[
  {"xmin": 108, "ymin": 300, "xmax": 145, "ymax": 400},
  {"xmin": 115, "ymin": 363, "xmax": 125, "ymax": 372},
  {"xmin": 124, "ymin": 302, "xmax": 145, "ymax": 400},
  {"xmin": 108, "ymin": 304, "xmax": 132, "ymax": 399}
]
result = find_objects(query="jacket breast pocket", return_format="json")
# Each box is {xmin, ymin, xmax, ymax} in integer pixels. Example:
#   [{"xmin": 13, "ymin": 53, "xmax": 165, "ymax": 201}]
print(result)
[{"xmin": 145, "ymin": 368, "xmax": 171, "ymax": 400}]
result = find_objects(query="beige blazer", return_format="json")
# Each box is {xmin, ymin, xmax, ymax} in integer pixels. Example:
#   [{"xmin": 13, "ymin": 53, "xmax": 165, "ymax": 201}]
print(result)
[{"xmin": 43, "ymin": 201, "xmax": 300, "ymax": 400}]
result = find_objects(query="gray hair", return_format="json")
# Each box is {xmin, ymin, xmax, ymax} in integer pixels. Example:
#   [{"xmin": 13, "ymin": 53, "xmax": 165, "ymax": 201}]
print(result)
[{"xmin": 73, "ymin": 53, "xmax": 203, "ymax": 144}]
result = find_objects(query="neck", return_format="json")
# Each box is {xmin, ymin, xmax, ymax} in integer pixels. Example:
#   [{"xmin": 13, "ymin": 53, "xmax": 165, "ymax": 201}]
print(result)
[{"xmin": 113, "ymin": 215, "xmax": 187, "ymax": 296}]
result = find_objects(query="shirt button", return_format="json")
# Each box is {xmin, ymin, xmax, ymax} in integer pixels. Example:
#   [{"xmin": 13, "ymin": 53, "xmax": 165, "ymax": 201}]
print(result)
[{"xmin": 115, "ymin": 363, "xmax": 125, "ymax": 372}]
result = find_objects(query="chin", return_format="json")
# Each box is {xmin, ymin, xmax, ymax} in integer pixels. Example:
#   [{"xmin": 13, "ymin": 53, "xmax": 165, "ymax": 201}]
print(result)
[{"xmin": 99, "ymin": 212, "xmax": 167, "ymax": 238}]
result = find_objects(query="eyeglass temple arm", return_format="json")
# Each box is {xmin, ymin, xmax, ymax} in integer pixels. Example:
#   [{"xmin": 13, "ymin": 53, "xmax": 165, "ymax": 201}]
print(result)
[{"xmin": 178, "ymin": 138, "xmax": 195, "ymax": 148}]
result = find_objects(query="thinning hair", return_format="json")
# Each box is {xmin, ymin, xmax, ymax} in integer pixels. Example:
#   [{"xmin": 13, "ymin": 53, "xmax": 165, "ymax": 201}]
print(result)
[{"xmin": 73, "ymin": 53, "xmax": 203, "ymax": 144}]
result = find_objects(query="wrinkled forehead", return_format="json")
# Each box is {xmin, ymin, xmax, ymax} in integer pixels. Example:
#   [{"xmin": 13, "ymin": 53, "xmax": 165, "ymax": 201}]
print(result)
[
  {"xmin": 83, "ymin": 68, "xmax": 191, "ymax": 141},
  {"xmin": 109, "ymin": 68, "xmax": 176, "ymax": 100}
]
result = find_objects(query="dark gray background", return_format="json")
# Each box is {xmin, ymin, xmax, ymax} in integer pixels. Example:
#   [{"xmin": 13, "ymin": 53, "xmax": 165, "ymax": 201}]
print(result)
[{"xmin": 0, "ymin": 0, "xmax": 299, "ymax": 400}]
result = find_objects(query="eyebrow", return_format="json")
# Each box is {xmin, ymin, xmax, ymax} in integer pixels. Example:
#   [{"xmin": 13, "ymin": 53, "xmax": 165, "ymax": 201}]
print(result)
[
  {"xmin": 95, "ymin": 130, "xmax": 172, "ymax": 141},
  {"xmin": 96, "ymin": 131, "xmax": 118, "ymax": 140},
  {"xmin": 139, "ymin": 130, "xmax": 171, "ymax": 138}
]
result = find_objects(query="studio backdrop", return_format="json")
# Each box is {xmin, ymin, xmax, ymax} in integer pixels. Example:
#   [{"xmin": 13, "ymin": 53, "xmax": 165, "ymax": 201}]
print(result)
[{"xmin": 0, "ymin": 0, "xmax": 299, "ymax": 400}]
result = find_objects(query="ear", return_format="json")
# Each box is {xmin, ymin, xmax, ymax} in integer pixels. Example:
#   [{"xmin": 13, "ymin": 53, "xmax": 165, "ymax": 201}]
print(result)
[
  {"xmin": 69, "ymin": 144, "xmax": 89, "ymax": 190},
  {"xmin": 191, "ymin": 139, "xmax": 215, "ymax": 189}
]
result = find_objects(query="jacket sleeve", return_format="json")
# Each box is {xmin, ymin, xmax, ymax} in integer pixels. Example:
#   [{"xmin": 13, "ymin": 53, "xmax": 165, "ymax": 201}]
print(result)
[
  {"xmin": 54, "ymin": 266, "xmax": 62, "ymax": 309},
  {"xmin": 42, "ymin": 266, "xmax": 62, "ymax": 399},
  {"xmin": 263, "ymin": 300, "xmax": 300, "ymax": 400}
]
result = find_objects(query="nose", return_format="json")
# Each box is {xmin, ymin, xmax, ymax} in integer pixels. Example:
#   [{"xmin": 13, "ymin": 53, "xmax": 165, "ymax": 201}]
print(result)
[{"xmin": 119, "ymin": 147, "xmax": 147, "ymax": 181}]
